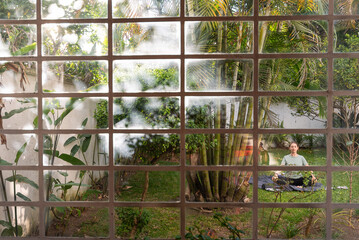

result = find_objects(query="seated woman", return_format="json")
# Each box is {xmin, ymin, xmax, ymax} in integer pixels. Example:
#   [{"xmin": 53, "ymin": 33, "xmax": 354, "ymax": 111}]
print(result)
[{"xmin": 272, "ymin": 142, "xmax": 316, "ymax": 187}]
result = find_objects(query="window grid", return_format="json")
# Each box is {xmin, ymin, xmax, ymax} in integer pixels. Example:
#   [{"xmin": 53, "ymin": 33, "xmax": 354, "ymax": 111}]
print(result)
[{"xmin": 0, "ymin": 0, "xmax": 359, "ymax": 239}]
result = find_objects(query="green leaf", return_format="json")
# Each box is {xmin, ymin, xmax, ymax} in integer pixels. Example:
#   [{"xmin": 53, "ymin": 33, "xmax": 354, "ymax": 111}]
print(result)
[
  {"xmin": 0, "ymin": 158, "xmax": 12, "ymax": 166},
  {"xmin": 33, "ymin": 116, "xmax": 38, "ymax": 128},
  {"xmin": 43, "ymin": 149, "xmax": 59, "ymax": 157},
  {"xmin": 54, "ymin": 182, "xmax": 90, "ymax": 188},
  {"xmin": 81, "ymin": 118, "xmax": 88, "ymax": 128},
  {"xmin": 58, "ymin": 171, "xmax": 68, "ymax": 177},
  {"xmin": 1, "ymin": 228, "xmax": 14, "ymax": 237},
  {"xmin": 64, "ymin": 136, "xmax": 77, "ymax": 146},
  {"xmin": 16, "ymin": 192, "xmax": 31, "ymax": 202},
  {"xmin": 0, "ymin": 220, "xmax": 12, "ymax": 228},
  {"xmin": 15, "ymin": 142, "xmax": 27, "ymax": 165},
  {"xmin": 346, "ymin": 141, "xmax": 353, "ymax": 146},
  {"xmin": 49, "ymin": 193, "xmax": 63, "ymax": 202},
  {"xmin": 81, "ymin": 136, "xmax": 91, "ymax": 153},
  {"xmin": 2, "ymin": 106, "xmax": 36, "ymax": 119},
  {"xmin": 58, "ymin": 153, "xmax": 85, "ymax": 165},
  {"xmin": 12, "ymin": 42, "xmax": 36, "ymax": 56},
  {"xmin": 5, "ymin": 174, "xmax": 39, "ymax": 189},
  {"xmin": 54, "ymin": 98, "xmax": 83, "ymax": 126},
  {"xmin": 71, "ymin": 145, "xmax": 80, "ymax": 156}
]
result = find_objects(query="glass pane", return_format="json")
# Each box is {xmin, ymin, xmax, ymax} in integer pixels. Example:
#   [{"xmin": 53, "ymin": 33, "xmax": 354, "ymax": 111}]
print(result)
[
  {"xmin": 113, "ymin": 0, "xmax": 179, "ymax": 18},
  {"xmin": 0, "ymin": 25, "xmax": 37, "ymax": 56},
  {"xmin": 0, "ymin": 207, "xmax": 39, "ymax": 237},
  {"xmin": 258, "ymin": 171, "xmax": 326, "ymax": 202},
  {"xmin": 113, "ymin": 22, "xmax": 180, "ymax": 55},
  {"xmin": 114, "ymin": 134, "xmax": 179, "ymax": 165},
  {"xmin": 258, "ymin": 208, "xmax": 326, "ymax": 238},
  {"xmin": 114, "ymin": 97, "xmax": 180, "ymax": 129},
  {"xmin": 334, "ymin": 20, "xmax": 359, "ymax": 53},
  {"xmin": 333, "ymin": 134, "xmax": 359, "ymax": 166},
  {"xmin": 115, "ymin": 207, "xmax": 180, "ymax": 238},
  {"xmin": 335, "ymin": 0, "xmax": 359, "ymax": 15},
  {"xmin": 42, "ymin": 24, "xmax": 108, "ymax": 56},
  {"xmin": 332, "ymin": 209, "xmax": 359, "ymax": 239},
  {"xmin": 332, "ymin": 172, "xmax": 359, "ymax": 203},
  {"xmin": 186, "ymin": 171, "xmax": 252, "ymax": 202},
  {"xmin": 186, "ymin": 59, "xmax": 253, "ymax": 91},
  {"xmin": 186, "ymin": 134, "xmax": 253, "ymax": 166},
  {"xmin": 260, "ymin": 21, "xmax": 328, "ymax": 53},
  {"xmin": 186, "ymin": 207, "xmax": 252, "ymax": 239},
  {"xmin": 0, "ymin": 62, "xmax": 37, "ymax": 93},
  {"xmin": 43, "ymin": 97, "xmax": 108, "ymax": 129},
  {"xmin": 45, "ymin": 207, "xmax": 108, "ymax": 237},
  {"xmin": 259, "ymin": 96, "xmax": 327, "ymax": 129},
  {"xmin": 44, "ymin": 170, "xmax": 108, "ymax": 201},
  {"xmin": 0, "ymin": 0, "xmax": 36, "ymax": 19},
  {"xmin": 186, "ymin": 0, "xmax": 253, "ymax": 16},
  {"xmin": 259, "ymin": 0, "xmax": 328, "ymax": 15},
  {"xmin": 114, "ymin": 60, "xmax": 179, "ymax": 92},
  {"xmin": 186, "ymin": 97, "xmax": 253, "ymax": 129},
  {"xmin": 42, "ymin": 0, "xmax": 107, "ymax": 19},
  {"xmin": 186, "ymin": 21, "xmax": 253, "ymax": 54},
  {"xmin": 43, "ymin": 134, "xmax": 109, "ymax": 166},
  {"xmin": 115, "ymin": 171, "xmax": 180, "ymax": 202},
  {"xmin": 0, "ymin": 134, "xmax": 38, "ymax": 166},
  {"xmin": 334, "ymin": 58, "xmax": 359, "ymax": 90},
  {"xmin": 43, "ymin": 61, "xmax": 108, "ymax": 93},
  {"xmin": 1, "ymin": 98, "xmax": 38, "ymax": 130},
  {"xmin": 259, "ymin": 134, "xmax": 327, "ymax": 166},
  {"xmin": 259, "ymin": 58, "xmax": 327, "ymax": 91},
  {"xmin": 333, "ymin": 96, "xmax": 359, "ymax": 128},
  {"xmin": 0, "ymin": 171, "xmax": 39, "ymax": 201}
]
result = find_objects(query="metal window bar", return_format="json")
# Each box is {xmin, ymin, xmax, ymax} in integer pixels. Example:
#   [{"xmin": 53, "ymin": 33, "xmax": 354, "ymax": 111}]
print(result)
[{"xmin": 0, "ymin": 0, "xmax": 359, "ymax": 239}]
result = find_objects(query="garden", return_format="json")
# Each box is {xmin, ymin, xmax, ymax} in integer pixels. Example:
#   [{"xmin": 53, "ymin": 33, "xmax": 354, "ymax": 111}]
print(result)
[{"xmin": 1, "ymin": 0, "xmax": 359, "ymax": 239}]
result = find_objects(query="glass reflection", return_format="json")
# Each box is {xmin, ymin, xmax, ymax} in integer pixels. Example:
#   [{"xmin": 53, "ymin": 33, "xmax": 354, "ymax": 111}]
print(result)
[
  {"xmin": 259, "ymin": 0, "xmax": 328, "ymax": 15},
  {"xmin": 335, "ymin": 0, "xmax": 359, "ymax": 15},
  {"xmin": 186, "ymin": 59, "xmax": 253, "ymax": 91},
  {"xmin": 0, "ymin": 207, "xmax": 39, "ymax": 237},
  {"xmin": 186, "ymin": 134, "xmax": 253, "ymax": 166},
  {"xmin": 114, "ymin": 134, "xmax": 179, "ymax": 165},
  {"xmin": 42, "ymin": 24, "xmax": 108, "ymax": 56},
  {"xmin": 259, "ymin": 58, "xmax": 327, "ymax": 91},
  {"xmin": 332, "ymin": 209, "xmax": 359, "ymax": 239},
  {"xmin": 0, "ymin": 25, "xmax": 37, "ymax": 56},
  {"xmin": 113, "ymin": 22, "xmax": 180, "ymax": 55},
  {"xmin": 113, "ymin": 0, "xmax": 179, "ymax": 18},
  {"xmin": 186, "ymin": 21, "xmax": 253, "ymax": 54},
  {"xmin": 186, "ymin": 97, "xmax": 253, "ymax": 129},
  {"xmin": 113, "ymin": 97, "xmax": 180, "ymax": 129},
  {"xmin": 259, "ymin": 96, "xmax": 327, "ymax": 129},
  {"xmin": 42, "ymin": 97, "xmax": 108, "ymax": 129},
  {"xmin": 0, "ymin": 62, "xmax": 37, "ymax": 93},
  {"xmin": 260, "ymin": 21, "xmax": 328, "ymax": 53},
  {"xmin": 114, "ymin": 60, "xmax": 179, "ymax": 92},
  {"xmin": 43, "ymin": 61, "xmax": 108, "ymax": 93},
  {"xmin": 42, "ymin": 0, "xmax": 107, "ymax": 19}
]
